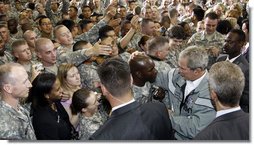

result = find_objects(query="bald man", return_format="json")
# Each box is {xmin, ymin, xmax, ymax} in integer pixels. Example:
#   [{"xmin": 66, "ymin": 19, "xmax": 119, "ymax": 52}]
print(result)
[{"xmin": 129, "ymin": 54, "xmax": 166, "ymax": 103}]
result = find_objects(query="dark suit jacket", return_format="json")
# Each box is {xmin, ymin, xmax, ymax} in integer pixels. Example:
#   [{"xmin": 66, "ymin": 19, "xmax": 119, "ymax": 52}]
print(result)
[
  {"xmin": 242, "ymin": 47, "xmax": 249, "ymax": 62},
  {"xmin": 32, "ymin": 101, "xmax": 73, "ymax": 140},
  {"xmin": 89, "ymin": 101, "xmax": 175, "ymax": 140},
  {"xmin": 194, "ymin": 110, "xmax": 249, "ymax": 140},
  {"xmin": 216, "ymin": 54, "xmax": 249, "ymax": 113}
]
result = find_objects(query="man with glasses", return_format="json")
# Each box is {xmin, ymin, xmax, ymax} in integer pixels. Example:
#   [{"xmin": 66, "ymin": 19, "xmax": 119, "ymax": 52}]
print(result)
[
  {"xmin": 154, "ymin": 46, "xmax": 216, "ymax": 140},
  {"xmin": 38, "ymin": 16, "xmax": 54, "ymax": 40}
]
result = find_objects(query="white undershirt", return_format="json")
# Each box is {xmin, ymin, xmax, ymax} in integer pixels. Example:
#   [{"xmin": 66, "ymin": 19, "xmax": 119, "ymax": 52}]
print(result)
[{"xmin": 184, "ymin": 70, "xmax": 207, "ymax": 99}]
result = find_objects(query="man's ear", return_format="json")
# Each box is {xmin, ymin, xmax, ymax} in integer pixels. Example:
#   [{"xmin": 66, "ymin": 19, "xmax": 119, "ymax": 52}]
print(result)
[
  {"xmin": 100, "ymin": 84, "xmax": 109, "ymax": 96},
  {"xmin": 81, "ymin": 108, "xmax": 87, "ymax": 113},
  {"xmin": 3, "ymin": 84, "xmax": 12, "ymax": 94},
  {"xmin": 210, "ymin": 89, "xmax": 218, "ymax": 102},
  {"xmin": 13, "ymin": 51, "xmax": 19, "ymax": 59}
]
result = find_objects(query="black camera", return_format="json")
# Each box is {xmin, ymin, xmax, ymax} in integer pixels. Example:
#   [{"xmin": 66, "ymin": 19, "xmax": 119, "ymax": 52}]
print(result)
[{"xmin": 151, "ymin": 85, "xmax": 166, "ymax": 102}]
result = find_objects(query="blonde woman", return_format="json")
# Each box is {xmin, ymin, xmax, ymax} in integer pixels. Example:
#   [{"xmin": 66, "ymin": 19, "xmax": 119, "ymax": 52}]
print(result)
[{"xmin": 58, "ymin": 63, "xmax": 81, "ymax": 128}]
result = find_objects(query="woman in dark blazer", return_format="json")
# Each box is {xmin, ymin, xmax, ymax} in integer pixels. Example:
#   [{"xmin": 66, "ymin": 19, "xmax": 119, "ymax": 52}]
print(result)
[{"xmin": 27, "ymin": 73, "xmax": 76, "ymax": 140}]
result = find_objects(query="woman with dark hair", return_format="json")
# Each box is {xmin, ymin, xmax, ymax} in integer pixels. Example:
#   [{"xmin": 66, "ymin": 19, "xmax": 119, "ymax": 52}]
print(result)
[
  {"xmin": 27, "ymin": 73, "xmax": 78, "ymax": 140},
  {"xmin": 71, "ymin": 88, "xmax": 107, "ymax": 140}
]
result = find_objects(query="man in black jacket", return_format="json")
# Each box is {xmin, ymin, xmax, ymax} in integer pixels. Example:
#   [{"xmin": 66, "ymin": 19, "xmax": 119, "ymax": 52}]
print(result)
[
  {"xmin": 194, "ymin": 61, "xmax": 249, "ymax": 140},
  {"xmin": 89, "ymin": 57, "xmax": 175, "ymax": 140}
]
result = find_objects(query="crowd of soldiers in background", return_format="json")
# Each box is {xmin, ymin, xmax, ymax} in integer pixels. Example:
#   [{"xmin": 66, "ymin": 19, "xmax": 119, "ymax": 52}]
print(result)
[{"xmin": 0, "ymin": 0, "xmax": 250, "ymax": 140}]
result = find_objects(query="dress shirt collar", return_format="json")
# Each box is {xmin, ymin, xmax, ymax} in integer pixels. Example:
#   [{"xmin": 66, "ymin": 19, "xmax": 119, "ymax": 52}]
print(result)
[
  {"xmin": 111, "ymin": 99, "xmax": 135, "ymax": 112},
  {"xmin": 185, "ymin": 70, "xmax": 207, "ymax": 98},
  {"xmin": 216, "ymin": 106, "xmax": 241, "ymax": 118},
  {"xmin": 226, "ymin": 54, "xmax": 241, "ymax": 63}
]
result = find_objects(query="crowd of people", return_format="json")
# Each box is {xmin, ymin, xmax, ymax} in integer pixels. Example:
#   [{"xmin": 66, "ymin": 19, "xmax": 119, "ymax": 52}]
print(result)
[{"xmin": 0, "ymin": 0, "xmax": 250, "ymax": 140}]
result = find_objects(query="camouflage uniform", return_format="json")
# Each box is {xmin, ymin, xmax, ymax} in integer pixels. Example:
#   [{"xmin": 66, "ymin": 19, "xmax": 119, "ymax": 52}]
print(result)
[
  {"xmin": 74, "ymin": 19, "xmax": 108, "ymax": 44},
  {"xmin": 78, "ymin": 63, "xmax": 99, "ymax": 90},
  {"xmin": 117, "ymin": 32, "xmax": 143, "ymax": 53},
  {"xmin": 0, "ymin": 100, "xmax": 36, "ymax": 140},
  {"xmin": 153, "ymin": 59, "xmax": 172, "ymax": 108},
  {"xmin": 5, "ymin": 37, "xmax": 17, "ymax": 53},
  {"xmin": 132, "ymin": 82, "xmax": 152, "ymax": 104},
  {"xmin": 165, "ymin": 45, "xmax": 185, "ymax": 68},
  {"xmin": 188, "ymin": 31, "xmax": 225, "ymax": 50},
  {"xmin": 43, "ymin": 64, "xmax": 59, "ymax": 75},
  {"xmin": 10, "ymin": 27, "xmax": 24, "ymax": 39},
  {"xmin": 45, "ymin": 0, "xmax": 70, "ymax": 26},
  {"xmin": 79, "ymin": 112, "xmax": 107, "ymax": 140},
  {"xmin": 0, "ymin": 51, "xmax": 14, "ymax": 65},
  {"xmin": 56, "ymin": 45, "xmax": 90, "ymax": 66}
]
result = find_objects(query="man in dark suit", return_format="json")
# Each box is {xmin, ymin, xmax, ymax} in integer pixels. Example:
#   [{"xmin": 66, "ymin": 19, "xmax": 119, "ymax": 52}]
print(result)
[
  {"xmin": 216, "ymin": 29, "xmax": 249, "ymax": 113},
  {"xmin": 194, "ymin": 61, "xmax": 249, "ymax": 140},
  {"xmin": 89, "ymin": 57, "xmax": 175, "ymax": 140}
]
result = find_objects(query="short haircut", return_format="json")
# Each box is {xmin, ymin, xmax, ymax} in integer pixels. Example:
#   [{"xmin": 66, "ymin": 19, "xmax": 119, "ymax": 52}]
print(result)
[
  {"xmin": 205, "ymin": 12, "xmax": 218, "ymax": 20},
  {"xmin": 57, "ymin": 19, "xmax": 76, "ymax": 32},
  {"xmin": 193, "ymin": 6, "xmax": 205, "ymax": 21},
  {"xmin": 53, "ymin": 24, "xmax": 66, "ymax": 38},
  {"xmin": 69, "ymin": 5, "xmax": 78, "ymax": 12},
  {"xmin": 167, "ymin": 25, "xmax": 185, "ymax": 39},
  {"xmin": 70, "ymin": 88, "xmax": 91, "ymax": 114},
  {"xmin": 0, "ymin": 63, "xmax": 23, "ymax": 89},
  {"xmin": 11, "ymin": 39, "xmax": 27, "ymax": 53},
  {"xmin": 73, "ymin": 40, "xmax": 89, "ymax": 51},
  {"xmin": 98, "ymin": 25, "xmax": 114, "ymax": 40},
  {"xmin": 97, "ymin": 57, "xmax": 131, "ymax": 98},
  {"xmin": 179, "ymin": 45, "xmax": 208, "ymax": 70},
  {"xmin": 147, "ymin": 36, "xmax": 169, "ymax": 52},
  {"xmin": 38, "ymin": 16, "xmax": 50, "ymax": 26},
  {"xmin": 209, "ymin": 61, "xmax": 244, "ymax": 107},
  {"xmin": 79, "ymin": 19, "xmax": 93, "ymax": 30},
  {"xmin": 229, "ymin": 29, "xmax": 246, "ymax": 43},
  {"xmin": 141, "ymin": 18, "xmax": 153, "ymax": 27},
  {"xmin": 216, "ymin": 19, "xmax": 232, "ymax": 35}
]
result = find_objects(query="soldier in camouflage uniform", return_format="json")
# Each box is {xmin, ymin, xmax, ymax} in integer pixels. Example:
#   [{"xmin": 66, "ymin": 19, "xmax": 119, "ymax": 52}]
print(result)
[
  {"xmin": 0, "ymin": 24, "xmax": 16, "ymax": 53},
  {"xmin": 0, "ymin": 63, "xmax": 36, "ymax": 140},
  {"xmin": 0, "ymin": 35, "xmax": 14, "ymax": 65},
  {"xmin": 129, "ymin": 54, "xmax": 167, "ymax": 105},
  {"xmin": 74, "ymin": 4, "xmax": 117, "ymax": 45},
  {"xmin": 165, "ymin": 25, "xmax": 186, "ymax": 68},
  {"xmin": 188, "ymin": 12, "xmax": 225, "ymax": 68},
  {"xmin": 144, "ymin": 36, "xmax": 173, "ymax": 107},
  {"xmin": 45, "ymin": 0, "xmax": 70, "ymax": 26},
  {"xmin": 71, "ymin": 88, "xmax": 107, "ymax": 140}
]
